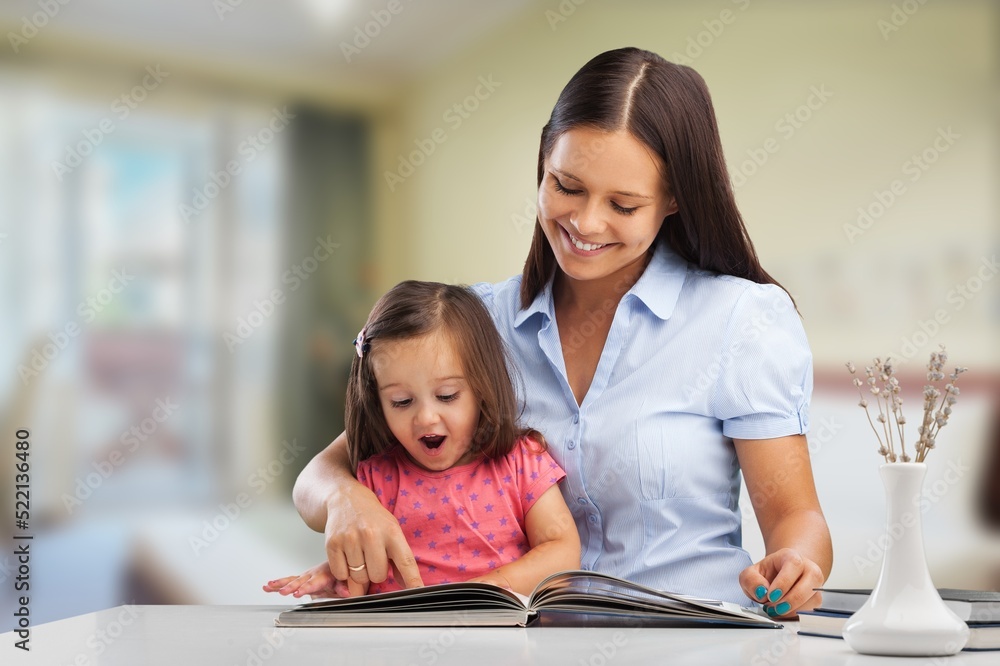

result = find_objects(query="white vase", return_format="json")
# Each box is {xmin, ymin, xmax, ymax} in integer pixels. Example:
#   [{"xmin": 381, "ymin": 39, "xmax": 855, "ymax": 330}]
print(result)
[{"xmin": 842, "ymin": 462, "xmax": 969, "ymax": 656}]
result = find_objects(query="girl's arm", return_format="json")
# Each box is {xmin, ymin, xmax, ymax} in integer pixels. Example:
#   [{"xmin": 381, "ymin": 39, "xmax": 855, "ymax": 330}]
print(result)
[
  {"xmin": 468, "ymin": 485, "xmax": 582, "ymax": 596},
  {"xmin": 292, "ymin": 431, "xmax": 424, "ymax": 593},
  {"xmin": 735, "ymin": 434, "xmax": 833, "ymax": 618}
]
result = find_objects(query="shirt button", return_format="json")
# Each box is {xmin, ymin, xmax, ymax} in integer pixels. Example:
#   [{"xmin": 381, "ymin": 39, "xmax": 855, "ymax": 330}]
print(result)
[
  {"xmin": 573, "ymin": 414, "xmax": 580, "ymax": 424},
  {"xmin": 577, "ymin": 498, "xmax": 587, "ymax": 505},
  {"xmin": 567, "ymin": 440, "xmax": 576, "ymax": 450},
  {"xmin": 588, "ymin": 515, "xmax": 598, "ymax": 524}
]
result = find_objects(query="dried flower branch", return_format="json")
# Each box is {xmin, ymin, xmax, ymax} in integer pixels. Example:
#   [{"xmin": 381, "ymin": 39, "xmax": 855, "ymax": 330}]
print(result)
[{"xmin": 846, "ymin": 345, "xmax": 965, "ymax": 464}]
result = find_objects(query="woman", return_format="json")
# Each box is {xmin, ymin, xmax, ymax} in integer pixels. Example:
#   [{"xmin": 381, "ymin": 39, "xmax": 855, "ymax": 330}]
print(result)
[{"xmin": 293, "ymin": 47, "xmax": 832, "ymax": 617}]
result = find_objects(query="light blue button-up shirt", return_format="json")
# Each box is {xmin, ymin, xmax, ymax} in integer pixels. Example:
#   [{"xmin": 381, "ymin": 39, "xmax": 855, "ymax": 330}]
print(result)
[{"xmin": 473, "ymin": 241, "xmax": 812, "ymax": 605}]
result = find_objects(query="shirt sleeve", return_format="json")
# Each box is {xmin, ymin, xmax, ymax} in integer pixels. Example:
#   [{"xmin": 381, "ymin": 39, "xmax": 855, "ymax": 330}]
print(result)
[
  {"xmin": 711, "ymin": 283, "xmax": 812, "ymax": 440},
  {"xmin": 355, "ymin": 458, "xmax": 376, "ymax": 492},
  {"xmin": 510, "ymin": 437, "xmax": 567, "ymax": 514},
  {"xmin": 469, "ymin": 281, "xmax": 497, "ymax": 318}
]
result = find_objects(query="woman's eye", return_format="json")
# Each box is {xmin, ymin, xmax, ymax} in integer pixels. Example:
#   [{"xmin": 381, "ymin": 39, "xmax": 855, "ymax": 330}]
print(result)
[
  {"xmin": 437, "ymin": 393, "xmax": 458, "ymax": 402},
  {"xmin": 553, "ymin": 176, "xmax": 581, "ymax": 196},
  {"xmin": 390, "ymin": 399, "xmax": 411, "ymax": 408},
  {"xmin": 611, "ymin": 201, "xmax": 638, "ymax": 216}
]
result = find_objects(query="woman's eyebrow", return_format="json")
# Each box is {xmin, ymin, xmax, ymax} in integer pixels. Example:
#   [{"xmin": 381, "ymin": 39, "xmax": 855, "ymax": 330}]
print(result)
[{"xmin": 551, "ymin": 167, "xmax": 653, "ymax": 200}]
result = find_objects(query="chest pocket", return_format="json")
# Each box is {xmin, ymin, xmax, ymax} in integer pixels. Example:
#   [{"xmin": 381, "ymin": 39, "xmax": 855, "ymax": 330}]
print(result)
[{"xmin": 634, "ymin": 415, "xmax": 736, "ymax": 500}]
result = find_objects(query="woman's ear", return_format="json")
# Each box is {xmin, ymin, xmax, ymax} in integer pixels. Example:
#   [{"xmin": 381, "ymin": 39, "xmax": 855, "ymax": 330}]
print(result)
[{"xmin": 664, "ymin": 195, "xmax": 679, "ymax": 218}]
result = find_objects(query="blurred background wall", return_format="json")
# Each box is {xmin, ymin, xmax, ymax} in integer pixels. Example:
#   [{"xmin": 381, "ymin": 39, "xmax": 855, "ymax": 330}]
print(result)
[{"xmin": 0, "ymin": 0, "xmax": 997, "ymax": 630}]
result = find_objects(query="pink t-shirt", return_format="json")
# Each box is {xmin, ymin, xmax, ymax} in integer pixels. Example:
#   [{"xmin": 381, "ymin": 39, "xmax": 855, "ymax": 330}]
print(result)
[{"xmin": 356, "ymin": 437, "xmax": 566, "ymax": 593}]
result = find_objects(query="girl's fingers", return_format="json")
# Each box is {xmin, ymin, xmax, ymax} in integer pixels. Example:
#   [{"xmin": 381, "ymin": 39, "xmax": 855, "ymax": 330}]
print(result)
[{"xmin": 263, "ymin": 576, "xmax": 298, "ymax": 592}]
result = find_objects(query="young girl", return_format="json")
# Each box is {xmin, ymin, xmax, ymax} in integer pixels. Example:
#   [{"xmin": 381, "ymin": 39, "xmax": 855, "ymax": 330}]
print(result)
[{"xmin": 264, "ymin": 280, "xmax": 580, "ymax": 598}]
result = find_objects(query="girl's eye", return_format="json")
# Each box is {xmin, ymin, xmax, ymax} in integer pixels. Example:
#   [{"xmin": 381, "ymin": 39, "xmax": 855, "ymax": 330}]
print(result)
[
  {"xmin": 390, "ymin": 399, "xmax": 411, "ymax": 409},
  {"xmin": 552, "ymin": 176, "xmax": 581, "ymax": 196},
  {"xmin": 437, "ymin": 393, "xmax": 459, "ymax": 402},
  {"xmin": 611, "ymin": 201, "xmax": 638, "ymax": 216}
]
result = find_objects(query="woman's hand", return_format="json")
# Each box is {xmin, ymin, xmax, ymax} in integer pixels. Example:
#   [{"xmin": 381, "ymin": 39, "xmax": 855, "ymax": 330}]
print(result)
[
  {"xmin": 740, "ymin": 548, "xmax": 824, "ymax": 618},
  {"xmin": 322, "ymin": 480, "xmax": 424, "ymax": 595},
  {"xmin": 292, "ymin": 432, "xmax": 424, "ymax": 596},
  {"xmin": 263, "ymin": 562, "xmax": 367, "ymax": 599},
  {"xmin": 734, "ymin": 435, "xmax": 833, "ymax": 619}
]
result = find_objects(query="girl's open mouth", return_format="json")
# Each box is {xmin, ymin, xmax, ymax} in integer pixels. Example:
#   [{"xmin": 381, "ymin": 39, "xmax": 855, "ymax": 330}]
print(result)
[{"xmin": 419, "ymin": 434, "xmax": 446, "ymax": 454}]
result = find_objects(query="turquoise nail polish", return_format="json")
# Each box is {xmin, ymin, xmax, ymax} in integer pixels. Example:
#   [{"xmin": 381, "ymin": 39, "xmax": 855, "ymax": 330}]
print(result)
[
  {"xmin": 755, "ymin": 585, "xmax": 767, "ymax": 600},
  {"xmin": 766, "ymin": 606, "xmax": 777, "ymax": 617},
  {"xmin": 768, "ymin": 588, "xmax": 782, "ymax": 603},
  {"xmin": 776, "ymin": 602, "xmax": 790, "ymax": 615}
]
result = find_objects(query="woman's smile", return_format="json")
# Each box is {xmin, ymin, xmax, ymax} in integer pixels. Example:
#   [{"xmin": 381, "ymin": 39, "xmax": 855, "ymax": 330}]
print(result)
[
  {"xmin": 538, "ymin": 127, "xmax": 678, "ymax": 287},
  {"xmin": 563, "ymin": 226, "xmax": 612, "ymax": 254}
]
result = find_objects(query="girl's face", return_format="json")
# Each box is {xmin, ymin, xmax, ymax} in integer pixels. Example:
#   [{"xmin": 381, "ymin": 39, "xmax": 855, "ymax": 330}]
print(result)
[
  {"xmin": 370, "ymin": 330, "xmax": 480, "ymax": 473},
  {"xmin": 537, "ymin": 127, "xmax": 678, "ymax": 288}
]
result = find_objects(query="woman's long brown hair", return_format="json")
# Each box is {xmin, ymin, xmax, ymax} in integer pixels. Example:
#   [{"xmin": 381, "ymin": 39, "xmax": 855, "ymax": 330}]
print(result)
[{"xmin": 522, "ymin": 46, "xmax": 792, "ymax": 309}]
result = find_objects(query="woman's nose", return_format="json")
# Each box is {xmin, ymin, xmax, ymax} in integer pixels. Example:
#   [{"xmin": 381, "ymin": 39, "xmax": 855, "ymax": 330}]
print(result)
[{"xmin": 571, "ymin": 198, "xmax": 606, "ymax": 237}]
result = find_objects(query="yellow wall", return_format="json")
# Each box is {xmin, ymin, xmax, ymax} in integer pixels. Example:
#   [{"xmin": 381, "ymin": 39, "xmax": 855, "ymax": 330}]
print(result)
[{"xmin": 374, "ymin": 0, "xmax": 998, "ymax": 369}]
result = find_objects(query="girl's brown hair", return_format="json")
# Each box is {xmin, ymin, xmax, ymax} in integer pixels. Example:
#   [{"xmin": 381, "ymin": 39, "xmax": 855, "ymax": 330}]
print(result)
[
  {"xmin": 345, "ymin": 280, "xmax": 541, "ymax": 471},
  {"xmin": 522, "ymin": 46, "xmax": 792, "ymax": 308}
]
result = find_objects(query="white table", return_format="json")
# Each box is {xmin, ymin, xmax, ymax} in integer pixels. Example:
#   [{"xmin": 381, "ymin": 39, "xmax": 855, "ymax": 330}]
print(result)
[{"xmin": 2, "ymin": 605, "xmax": 996, "ymax": 665}]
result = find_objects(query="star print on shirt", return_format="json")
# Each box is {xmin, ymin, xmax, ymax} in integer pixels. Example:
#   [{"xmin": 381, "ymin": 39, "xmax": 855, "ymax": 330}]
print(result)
[{"xmin": 355, "ymin": 437, "xmax": 567, "ymax": 591}]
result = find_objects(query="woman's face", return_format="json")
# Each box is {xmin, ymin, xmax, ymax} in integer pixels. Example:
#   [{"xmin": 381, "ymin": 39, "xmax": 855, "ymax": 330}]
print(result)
[{"xmin": 537, "ymin": 127, "xmax": 678, "ymax": 288}]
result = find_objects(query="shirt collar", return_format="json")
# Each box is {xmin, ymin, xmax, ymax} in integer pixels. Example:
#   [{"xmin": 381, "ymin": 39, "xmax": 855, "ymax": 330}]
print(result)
[
  {"xmin": 629, "ymin": 240, "xmax": 689, "ymax": 321},
  {"xmin": 513, "ymin": 241, "xmax": 689, "ymax": 328}
]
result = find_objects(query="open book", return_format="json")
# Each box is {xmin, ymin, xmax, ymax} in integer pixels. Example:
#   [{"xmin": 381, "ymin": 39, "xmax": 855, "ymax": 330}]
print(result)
[{"xmin": 274, "ymin": 570, "xmax": 780, "ymax": 628}]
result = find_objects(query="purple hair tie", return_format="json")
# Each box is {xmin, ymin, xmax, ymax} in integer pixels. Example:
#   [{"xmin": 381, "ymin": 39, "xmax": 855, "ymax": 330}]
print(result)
[{"xmin": 353, "ymin": 327, "xmax": 369, "ymax": 358}]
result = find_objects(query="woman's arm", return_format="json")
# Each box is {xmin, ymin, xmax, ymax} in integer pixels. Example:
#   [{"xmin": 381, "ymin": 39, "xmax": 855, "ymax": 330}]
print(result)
[
  {"xmin": 735, "ymin": 434, "xmax": 833, "ymax": 618},
  {"xmin": 468, "ymin": 485, "xmax": 581, "ymax": 596},
  {"xmin": 292, "ymin": 432, "xmax": 424, "ymax": 592}
]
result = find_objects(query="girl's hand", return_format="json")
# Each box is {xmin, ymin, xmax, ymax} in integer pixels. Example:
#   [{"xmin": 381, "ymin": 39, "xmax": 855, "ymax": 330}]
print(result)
[
  {"xmin": 739, "ymin": 548, "xmax": 824, "ymax": 618},
  {"xmin": 263, "ymin": 562, "xmax": 367, "ymax": 599},
  {"xmin": 467, "ymin": 573, "xmax": 513, "ymax": 591}
]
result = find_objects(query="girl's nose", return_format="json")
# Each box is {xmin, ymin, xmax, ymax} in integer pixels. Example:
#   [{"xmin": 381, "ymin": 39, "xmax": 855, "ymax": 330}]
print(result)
[{"xmin": 414, "ymin": 402, "xmax": 440, "ymax": 427}]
